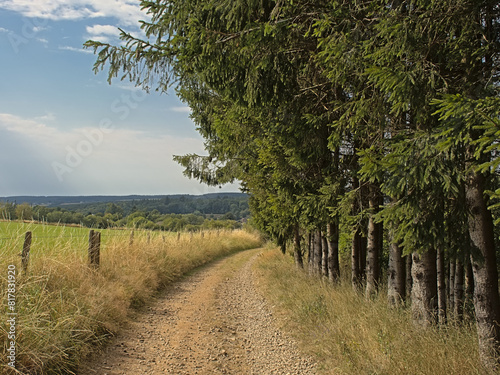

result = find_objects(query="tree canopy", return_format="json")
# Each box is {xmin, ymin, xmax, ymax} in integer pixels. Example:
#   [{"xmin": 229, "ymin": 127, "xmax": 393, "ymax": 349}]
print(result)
[{"xmin": 85, "ymin": 0, "xmax": 500, "ymax": 369}]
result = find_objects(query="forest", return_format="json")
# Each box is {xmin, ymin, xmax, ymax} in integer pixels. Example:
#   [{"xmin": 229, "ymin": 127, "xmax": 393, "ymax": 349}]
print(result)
[
  {"xmin": 0, "ymin": 194, "xmax": 249, "ymax": 230},
  {"xmin": 84, "ymin": 0, "xmax": 500, "ymax": 370}
]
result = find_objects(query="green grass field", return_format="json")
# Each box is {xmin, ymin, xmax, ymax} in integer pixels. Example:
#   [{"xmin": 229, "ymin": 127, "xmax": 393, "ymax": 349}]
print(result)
[
  {"xmin": 0, "ymin": 221, "xmax": 174, "ymax": 263},
  {"xmin": 0, "ymin": 221, "xmax": 262, "ymax": 374}
]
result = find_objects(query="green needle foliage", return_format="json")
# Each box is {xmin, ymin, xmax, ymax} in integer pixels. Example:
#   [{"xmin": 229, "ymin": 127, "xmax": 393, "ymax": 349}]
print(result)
[{"xmin": 85, "ymin": 0, "xmax": 500, "ymax": 370}]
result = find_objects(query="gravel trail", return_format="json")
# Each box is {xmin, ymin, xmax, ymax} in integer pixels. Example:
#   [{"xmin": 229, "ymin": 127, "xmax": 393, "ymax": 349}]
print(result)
[{"xmin": 79, "ymin": 248, "xmax": 317, "ymax": 375}]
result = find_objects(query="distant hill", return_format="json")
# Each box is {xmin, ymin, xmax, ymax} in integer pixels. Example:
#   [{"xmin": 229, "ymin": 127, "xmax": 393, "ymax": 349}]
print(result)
[{"xmin": 0, "ymin": 193, "xmax": 247, "ymax": 207}]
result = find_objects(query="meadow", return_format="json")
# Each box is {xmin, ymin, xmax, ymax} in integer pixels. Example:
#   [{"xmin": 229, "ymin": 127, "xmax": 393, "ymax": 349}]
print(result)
[{"xmin": 0, "ymin": 221, "xmax": 262, "ymax": 374}]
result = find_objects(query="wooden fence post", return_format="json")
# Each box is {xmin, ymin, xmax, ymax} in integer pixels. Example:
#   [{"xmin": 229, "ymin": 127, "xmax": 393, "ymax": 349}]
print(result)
[
  {"xmin": 21, "ymin": 231, "xmax": 32, "ymax": 273},
  {"xmin": 201, "ymin": 231, "xmax": 204, "ymax": 239},
  {"xmin": 177, "ymin": 232, "xmax": 181, "ymax": 241},
  {"xmin": 88, "ymin": 230, "xmax": 100, "ymax": 269},
  {"xmin": 147, "ymin": 232, "xmax": 151, "ymax": 244},
  {"xmin": 190, "ymin": 232, "xmax": 193, "ymax": 241},
  {"xmin": 129, "ymin": 230, "xmax": 134, "ymax": 246}
]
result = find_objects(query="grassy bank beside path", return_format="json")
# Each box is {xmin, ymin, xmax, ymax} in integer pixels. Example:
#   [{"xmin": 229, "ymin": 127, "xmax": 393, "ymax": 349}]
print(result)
[
  {"xmin": 254, "ymin": 249, "xmax": 484, "ymax": 375},
  {"xmin": 1, "ymin": 222, "xmax": 262, "ymax": 374}
]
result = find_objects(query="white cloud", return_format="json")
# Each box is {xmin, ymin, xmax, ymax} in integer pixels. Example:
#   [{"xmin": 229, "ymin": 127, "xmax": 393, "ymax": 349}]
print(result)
[
  {"xmin": 116, "ymin": 84, "xmax": 142, "ymax": 91},
  {"xmin": 85, "ymin": 24, "xmax": 121, "ymax": 43},
  {"xmin": 0, "ymin": 112, "xmax": 232, "ymax": 195},
  {"xmin": 37, "ymin": 37, "xmax": 49, "ymax": 44},
  {"xmin": 170, "ymin": 106, "xmax": 192, "ymax": 113},
  {"xmin": 86, "ymin": 24, "xmax": 120, "ymax": 36},
  {"xmin": 59, "ymin": 45, "xmax": 94, "ymax": 54},
  {"xmin": 35, "ymin": 112, "xmax": 56, "ymax": 122},
  {"xmin": 0, "ymin": 27, "xmax": 9, "ymax": 33},
  {"xmin": 0, "ymin": 113, "xmax": 59, "ymax": 139},
  {"xmin": 33, "ymin": 26, "xmax": 48, "ymax": 32},
  {"xmin": 0, "ymin": 0, "xmax": 147, "ymax": 26}
]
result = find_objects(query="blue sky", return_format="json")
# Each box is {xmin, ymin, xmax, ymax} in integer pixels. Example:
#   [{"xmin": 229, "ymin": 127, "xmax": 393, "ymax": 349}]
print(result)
[{"xmin": 0, "ymin": 0, "xmax": 240, "ymax": 196}]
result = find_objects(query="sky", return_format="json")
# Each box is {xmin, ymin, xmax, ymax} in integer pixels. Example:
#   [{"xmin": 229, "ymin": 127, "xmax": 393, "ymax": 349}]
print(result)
[{"xmin": 0, "ymin": 0, "xmax": 241, "ymax": 196}]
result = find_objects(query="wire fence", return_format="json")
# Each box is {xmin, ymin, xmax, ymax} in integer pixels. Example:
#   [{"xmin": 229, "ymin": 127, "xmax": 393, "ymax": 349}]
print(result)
[
  {"xmin": 0, "ymin": 233, "xmax": 132, "ymax": 241},
  {"xmin": 1, "ymin": 224, "xmax": 223, "ymax": 273},
  {"xmin": 1, "ymin": 227, "xmax": 179, "ymax": 272}
]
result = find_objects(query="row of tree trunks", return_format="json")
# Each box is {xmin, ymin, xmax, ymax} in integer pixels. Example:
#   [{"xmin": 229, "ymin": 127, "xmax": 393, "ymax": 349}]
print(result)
[
  {"xmin": 303, "ymin": 225, "xmax": 340, "ymax": 283},
  {"xmin": 295, "ymin": 168, "xmax": 499, "ymax": 368},
  {"xmin": 308, "ymin": 230, "xmax": 323, "ymax": 276},
  {"xmin": 407, "ymin": 167, "xmax": 499, "ymax": 369},
  {"xmin": 438, "ymin": 256, "xmax": 474, "ymax": 325}
]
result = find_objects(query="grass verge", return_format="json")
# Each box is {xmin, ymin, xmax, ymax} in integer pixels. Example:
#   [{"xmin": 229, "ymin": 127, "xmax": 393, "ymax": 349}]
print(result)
[
  {"xmin": 1, "ymin": 225, "xmax": 262, "ymax": 374},
  {"xmin": 254, "ymin": 248, "xmax": 485, "ymax": 375}
]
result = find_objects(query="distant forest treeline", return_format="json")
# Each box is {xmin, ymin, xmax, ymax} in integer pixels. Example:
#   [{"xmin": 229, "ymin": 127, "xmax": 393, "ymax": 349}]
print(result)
[{"xmin": 0, "ymin": 193, "xmax": 249, "ymax": 231}]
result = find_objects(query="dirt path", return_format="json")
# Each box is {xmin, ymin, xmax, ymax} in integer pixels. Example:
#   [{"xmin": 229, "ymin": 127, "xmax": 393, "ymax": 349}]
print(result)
[{"xmin": 79, "ymin": 248, "xmax": 317, "ymax": 375}]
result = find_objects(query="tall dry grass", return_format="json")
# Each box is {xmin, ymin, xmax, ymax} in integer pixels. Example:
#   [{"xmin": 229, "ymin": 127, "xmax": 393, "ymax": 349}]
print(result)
[
  {"xmin": 254, "ymin": 249, "xmax": 487, "ymax": 375},
  {"xmin": 0, "ymin": 226, "xmax": 262, "ymax": 374}
]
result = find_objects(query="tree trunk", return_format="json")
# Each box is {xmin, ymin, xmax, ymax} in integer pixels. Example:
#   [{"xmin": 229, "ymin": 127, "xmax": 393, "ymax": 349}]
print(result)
[
  {"xmin": 366, "ymin": 184, "xmax": 382, "ymax": 297},
  {"xmin": 387, "ymin": 234, "xmax": 405, "ymax": 306},
  {"xmin": 437, "ymin": 249, "xmax": 447, "ymax": 324},
  {"xmin": 352, "ymin": 227, "xmax": 363, "ymax": 288},
  {"xmin": 279, "ymin": 238, "xmax": 286, "ymax": 255},
  {"xmin": 449, "ymin": 259, "xmax": 456, "ymax": 315},
  {"xmin": 454, "ymin": 259, "xmax": 464, "ymax": 322},
  {"xmin": 327, "ymin": 220, "xmax": 340, "ymax": 283},
  {"xmin": 322, "ymin": 232, "xmax": 329, "ymax": 278},
  {"xmin": 466, "ymin": 170, "xmax": 500, "ymax": 369},
  {"xmin": 293, "ymin": 225, "xmax": 303, "ymax": 269},
  {"xmin": 359, "ymin": 226, "xmax": 367, "ymax": 280},
  {"xmin": 310, "ymin": 230, "xmax": 322, "ymax": 276},
  {"xmin": 411, "ymin": 249, "xmax": 438, "ymax": 327},
  {"xmin": 465, "ymin": 259, "xmax": 475, "ymax": 319},
  {"xmin": 406, "ymin": 255, "xmax": 413, "ymax": 300},
  {"xmin": 315, "ymin": 230, "xmax": 323, "ymax": 275},
  {"xmin": 308, "ymin": 232, "xmax": 314, "ymax": 275}
]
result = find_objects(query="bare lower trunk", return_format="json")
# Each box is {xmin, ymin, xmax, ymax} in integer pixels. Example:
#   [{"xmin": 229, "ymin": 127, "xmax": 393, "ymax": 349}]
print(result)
[
  {"xmin": 406, "ymin": 255, "xmax": 413, "ymax": 300},
  {"xmin": 327, "ymin": 221, "xmax": 340, "ymax": 283},
  {"xmin": 279, "ymin": 243, "xmax": 286, "ymax": 255},
  {"xmin": 309, "ymin": 230, "xmax": 322, "ymax": 276},
  {"xmin": 466, "ymin": 170, "xmax": 500, "ymax": 369},
  {"xmin": 388, "ymin": 236, "xmax": 405, "ymax": 306},
  {"xmin": 465, "ymin": 259, "xmax": 475, "ymax": 319},
  {"xmin": 308, "ymin": 232, "xmax": 314, "ymax": 275},
  {"xmin": 411, "ymin": 249, "xmax": 438, "ymax": 327},
  {"xmin": 359, "ymin": 229, "xmax": 367, "ymax": 281},
  {"xmin": 322, "ymin": 232, "xmax": 329, "ymax": 278},
  {"xmin": 365, "ymin": 185, "xmax": 382, "ymax": 297},
  {"xmin": 315, "ymin": 230, "xmax": 323, "ymax": 275},
  {"xmin": 449, "ymin": 260, "xmax": 456, "ymax": 315},
  {"xmin": 437, "ymin": 250, "xmax": 447, "ymax": 324},
  {"xmin": 293, "ymin": 225, "xmax": 303, "ymax": 269},
  {"xmin": 365, "ymin": 213, "xmax": 380, "ymax": 297},
  {"xmin": 454, "ymin": 259, "xmax": 464, "ymax": 322},
  {"xmin": 352, "ymin": 227, "xmax": 363, "ymax": 288}
]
